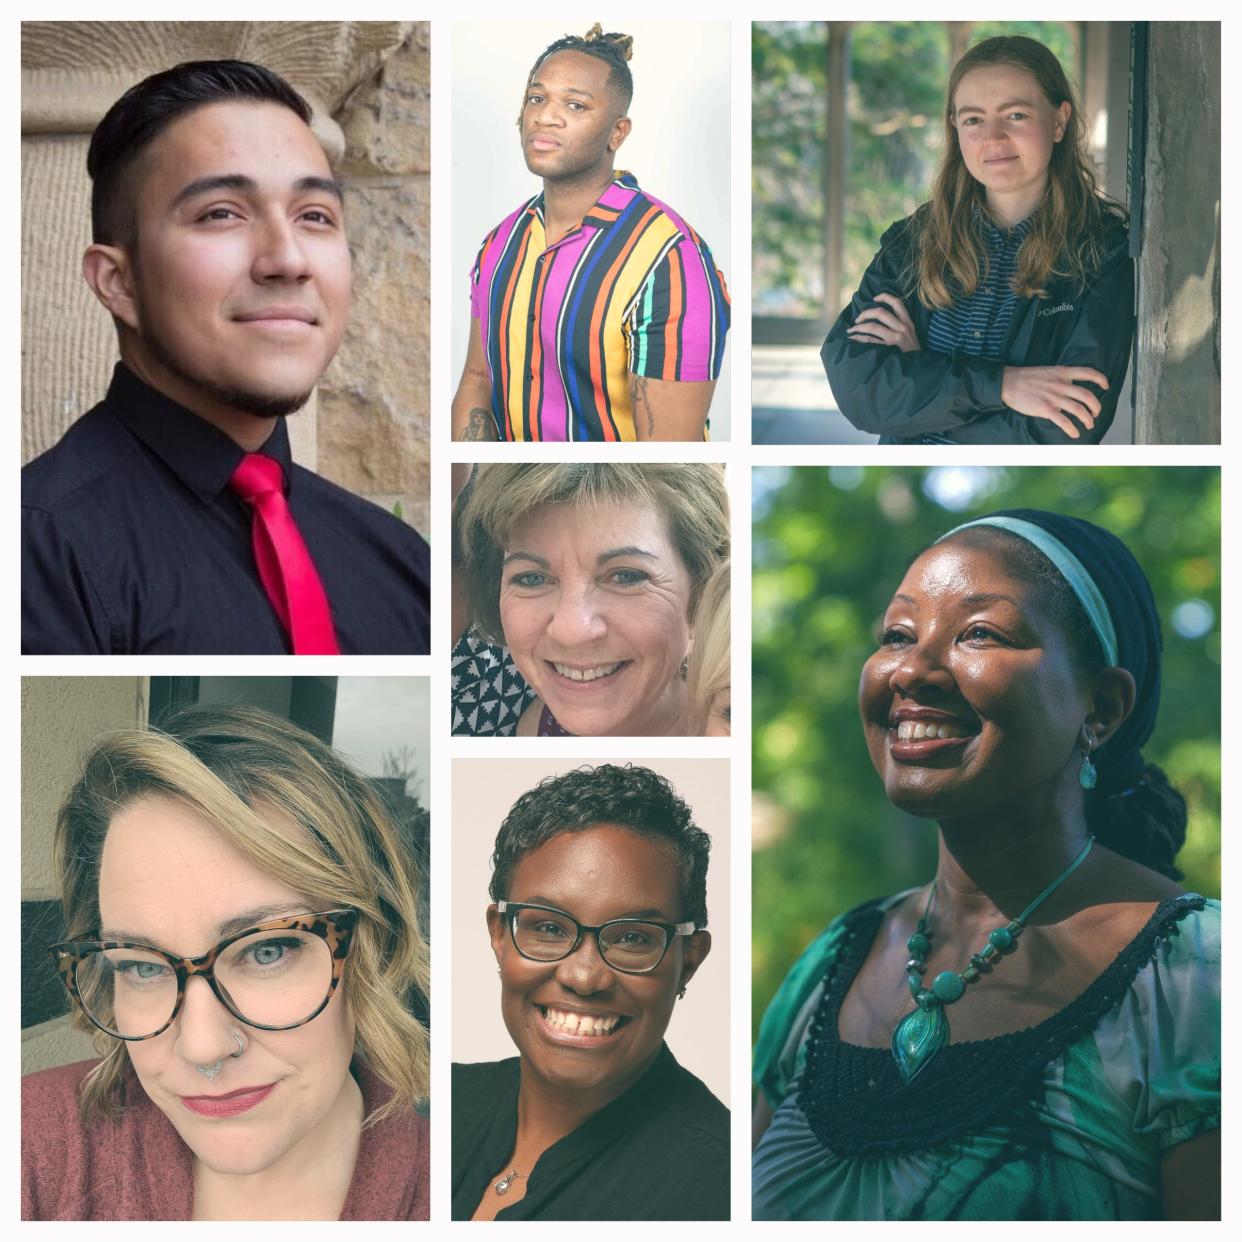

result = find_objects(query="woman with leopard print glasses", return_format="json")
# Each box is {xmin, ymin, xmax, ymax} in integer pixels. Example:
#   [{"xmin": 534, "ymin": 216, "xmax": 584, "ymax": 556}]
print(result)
[{"xmin": 22, "ymin": 705, "xmax": 429, "ymax": 1221}]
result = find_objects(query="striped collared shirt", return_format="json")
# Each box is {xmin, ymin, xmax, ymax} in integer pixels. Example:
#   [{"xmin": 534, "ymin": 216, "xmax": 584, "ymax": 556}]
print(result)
[
  {"xmin": 470, "ymin": 172, "xmax": 730, "ymax": 441},
  {"xmin": 926, "ymin": 210, "xmax": 1034, "ymax": 358}
]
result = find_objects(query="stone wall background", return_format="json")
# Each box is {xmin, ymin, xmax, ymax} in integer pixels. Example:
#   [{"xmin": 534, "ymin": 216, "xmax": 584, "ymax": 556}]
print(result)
[{"xmin": 21, "ymin": 21, "xmax": 430, "ymax": 535}]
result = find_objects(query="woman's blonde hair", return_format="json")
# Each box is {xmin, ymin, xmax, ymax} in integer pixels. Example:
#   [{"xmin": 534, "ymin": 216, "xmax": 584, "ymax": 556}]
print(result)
[
  {"xmin": 55, "ymin": 704, "xmax": 429, "ymax": 1128},
  {"xmin": 686, "ymin": 561, "xmax": 730, "ymax": 735},
  {"xmin": 912, "ymin": 35, "xmax": 1124, "ymax": 308},
  {"xmin": 459, "ymin": 464, "xmax": 730, "ymax": 645}
]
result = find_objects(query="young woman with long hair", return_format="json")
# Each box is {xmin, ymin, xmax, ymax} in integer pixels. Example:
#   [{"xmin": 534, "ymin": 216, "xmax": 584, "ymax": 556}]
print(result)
[{"xmin": 821, "ymin": 36, "xmax": 1133, "ymax": 444}]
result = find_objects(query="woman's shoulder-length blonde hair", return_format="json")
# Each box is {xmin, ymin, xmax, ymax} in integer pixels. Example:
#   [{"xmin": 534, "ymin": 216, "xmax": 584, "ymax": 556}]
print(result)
[
  {"xmin": 459, "ymin": 463, "xmax": 730, "ymax": 645},
  {"xmin": 55, "ymin": 704, "xmax": 429, "ymax": 1128},
  {"xmin": 912, "ymin": 34, "xmax": 1126, "ymax": 309}
]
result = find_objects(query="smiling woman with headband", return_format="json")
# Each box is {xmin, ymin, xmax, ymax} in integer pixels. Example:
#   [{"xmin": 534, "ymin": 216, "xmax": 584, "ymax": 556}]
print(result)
[
  {"xmin": 752, "ymin": 509, "xmax": 1219, "ymax": 1220},
  {"xmin": 22, "ymin": 705, "xmax": 430, "ymax": 1221}
]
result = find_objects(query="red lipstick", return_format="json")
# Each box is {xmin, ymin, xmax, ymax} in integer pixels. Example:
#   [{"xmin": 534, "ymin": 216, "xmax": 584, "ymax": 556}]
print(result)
[{"xmin": 180, "ymin": 1082, "xmax": 276, "ymax": 1118}]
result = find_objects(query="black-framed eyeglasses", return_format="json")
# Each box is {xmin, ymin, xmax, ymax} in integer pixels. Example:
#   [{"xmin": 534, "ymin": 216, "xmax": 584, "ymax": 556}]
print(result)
[
  {"xmin": 48, "ymin": 909, "xmax": 358, "ymax": 1041},
  {"xmin": 497, "ymin": 901, "xmax": 697, "ymax": 974}
]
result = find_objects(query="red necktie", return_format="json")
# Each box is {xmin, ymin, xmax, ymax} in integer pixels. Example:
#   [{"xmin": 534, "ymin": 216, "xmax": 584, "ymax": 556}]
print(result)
[{"xmin": 228, "ymin": 454, "xmax": 340, "ymax": 654}]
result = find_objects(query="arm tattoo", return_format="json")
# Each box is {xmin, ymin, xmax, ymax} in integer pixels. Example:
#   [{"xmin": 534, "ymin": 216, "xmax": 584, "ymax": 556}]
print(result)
[
  {"xmin": 630, "ymin": 375, "xmax": 656, "ymax": 437},
  {"xmin": 461, "ymin": 408, "xmax": 496, "ymax": 441}
]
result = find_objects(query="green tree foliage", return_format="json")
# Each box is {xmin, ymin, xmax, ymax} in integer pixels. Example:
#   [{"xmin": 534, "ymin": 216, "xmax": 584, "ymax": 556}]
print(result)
[
  {"xmin": 753, "ymin": 21, "xmax": 827, "ymax": 316},
  {"xmin": 752, "ymin": 467, "xmax": 1221, "ymax": 1042}
]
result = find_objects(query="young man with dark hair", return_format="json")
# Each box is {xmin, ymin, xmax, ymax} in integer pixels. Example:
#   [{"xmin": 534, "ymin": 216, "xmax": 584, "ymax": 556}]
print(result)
[
  {"xmin": 23, "ymin": 59, "xmax": 430, "ymax": 654},
  {"xmin": 452, "ymin": 27, "xmax": 730, "ymax": 443}
]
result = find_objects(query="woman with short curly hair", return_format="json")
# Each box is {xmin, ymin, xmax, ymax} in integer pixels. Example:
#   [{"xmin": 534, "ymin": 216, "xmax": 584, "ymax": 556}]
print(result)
[{"xmin": 453, "ymin": 764, "xmax": 729, "ymax": 1220}]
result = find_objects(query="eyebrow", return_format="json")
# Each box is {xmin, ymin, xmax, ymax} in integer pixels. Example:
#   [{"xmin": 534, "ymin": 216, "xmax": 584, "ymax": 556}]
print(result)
[
  {"xmin": 170, "ymin": 172, "xmax": 344, "ymax": 210},
  {"xmin": 501, "ymin": 547, "xmax": 659, "ymax": 568},
  {"xmin": 99, "ymin": 903, "xmax": 308, "ymax": 947},
  {"xmin": 961, "ymin": 592, "xmax": 1021, "ymax": 608},
  {"xmin": 530, "ymin": 80, "xmax": 596, "ymax": 99},
  {"xmin": 597, "ymin": 546, "xmax": 658, "ymax": 565},
  {"xmin": 503, "ymin": 550, "xmax": 548, "ymax": 567},
  {"xmin": 518, "ymin": 898, "xmax": 675, "ymax": 923},
  {"xmin": 886, "ymin": 591, "xmax": 1020, "ymax": 610},
  {"xmin": 955, "ymin": 99, "xmax": 1037, "ymax": 116}
]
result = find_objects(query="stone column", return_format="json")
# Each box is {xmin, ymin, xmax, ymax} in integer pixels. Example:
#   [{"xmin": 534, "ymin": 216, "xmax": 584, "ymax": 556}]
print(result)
[
  {"xmin": 1133, "ymin": 21, "xmax": 1220, "ymax": 444},
  {"xmin": 21, "ymin": 21, "xmax": 430, "ymax": 532}
]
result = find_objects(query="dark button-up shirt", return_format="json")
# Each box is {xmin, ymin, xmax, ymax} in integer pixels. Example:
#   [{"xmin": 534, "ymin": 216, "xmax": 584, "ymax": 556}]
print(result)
[
  {"xmin": 451, "ymin": 1044, "xmax": 730, "ymax": 1220},
  {"xmin": 22, "ymin": 364, "xmax": 430, "ymax": 654}
]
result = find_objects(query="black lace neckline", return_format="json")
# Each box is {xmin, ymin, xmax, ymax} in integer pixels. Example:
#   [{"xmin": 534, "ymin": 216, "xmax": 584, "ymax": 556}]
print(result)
[{"xmin": 797, "ymin": 893, "xmax": 1207, "ymax": 1156}]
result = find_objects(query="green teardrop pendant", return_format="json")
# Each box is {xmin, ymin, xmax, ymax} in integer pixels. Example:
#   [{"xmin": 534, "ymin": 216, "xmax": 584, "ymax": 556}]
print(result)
[{"xmin": 891, "ymin": 995, "xmax": 949, "ymax": 1085}]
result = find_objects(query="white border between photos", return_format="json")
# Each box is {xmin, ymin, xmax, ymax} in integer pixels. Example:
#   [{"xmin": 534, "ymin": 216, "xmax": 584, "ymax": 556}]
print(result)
[{"xmin": 8, "ymin": 3, "xmax": 1235, "ymax": 1237}]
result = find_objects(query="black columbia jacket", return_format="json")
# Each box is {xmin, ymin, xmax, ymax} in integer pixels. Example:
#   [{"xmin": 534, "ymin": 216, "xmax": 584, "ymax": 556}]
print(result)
[{"xmin": 821, "ymin": 211, "xmax": 1133, "ymax": 444}]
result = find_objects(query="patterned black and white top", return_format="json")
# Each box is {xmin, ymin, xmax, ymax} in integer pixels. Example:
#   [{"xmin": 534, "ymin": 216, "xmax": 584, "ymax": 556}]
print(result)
[{"xmin": 450, "ymin": 630, "xmax": 535, "ymax": 737}]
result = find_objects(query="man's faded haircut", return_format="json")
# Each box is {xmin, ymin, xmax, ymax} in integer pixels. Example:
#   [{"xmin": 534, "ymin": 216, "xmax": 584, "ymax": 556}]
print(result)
[
  {"xmin": 525, "ymin": 24, "xmax": 634, "ymax": 115},
  {"xmin": 86, "ymin": 59, "xmax": 312, "ymax": 247}
]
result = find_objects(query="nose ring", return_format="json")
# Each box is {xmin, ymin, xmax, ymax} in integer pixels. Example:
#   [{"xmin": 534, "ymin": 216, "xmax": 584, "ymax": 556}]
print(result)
[{"xmin": 196, "ymin": 1031, "xmax": 247, "ymax": 1080}]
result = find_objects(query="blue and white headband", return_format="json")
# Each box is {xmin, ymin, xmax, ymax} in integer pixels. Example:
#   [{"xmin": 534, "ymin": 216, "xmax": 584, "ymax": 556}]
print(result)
[{"xmin": 938, "ymin": 515, "xmax": 1119, "ymax": 668}]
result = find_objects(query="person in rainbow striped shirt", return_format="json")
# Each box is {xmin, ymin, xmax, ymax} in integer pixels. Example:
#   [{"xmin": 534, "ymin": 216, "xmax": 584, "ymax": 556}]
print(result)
[{"xmin": 452, "ymin": 26, "xmax": 730, "ymax": 443}]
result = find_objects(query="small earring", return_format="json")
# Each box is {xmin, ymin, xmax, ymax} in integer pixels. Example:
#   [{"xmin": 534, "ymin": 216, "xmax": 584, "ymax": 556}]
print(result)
[
  {"xmin": 1078, "ymin": 747, "xmax": 1098, "ymax": 790},
  {"xmin": 677, "ymin": 985, "xmax": 687, "ymax": 1000}
]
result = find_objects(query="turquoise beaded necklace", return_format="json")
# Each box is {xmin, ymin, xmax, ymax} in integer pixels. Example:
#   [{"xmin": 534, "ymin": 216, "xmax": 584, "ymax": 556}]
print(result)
[{"xmin": 892, "ymin": 834, "xmax": 1096, "ymax": 1085}]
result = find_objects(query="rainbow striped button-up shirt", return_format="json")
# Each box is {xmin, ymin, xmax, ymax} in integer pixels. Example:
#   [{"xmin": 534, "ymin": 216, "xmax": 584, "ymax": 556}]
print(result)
[{"xmin": 470, "ymin": 172, "xmax": 730, "ymax": 441}]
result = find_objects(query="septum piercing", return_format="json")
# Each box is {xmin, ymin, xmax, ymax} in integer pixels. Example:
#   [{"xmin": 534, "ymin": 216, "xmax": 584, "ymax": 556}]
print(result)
[{"xmin": 196, "ymin": 1031, "xmax": 246, "ymax": 1080}]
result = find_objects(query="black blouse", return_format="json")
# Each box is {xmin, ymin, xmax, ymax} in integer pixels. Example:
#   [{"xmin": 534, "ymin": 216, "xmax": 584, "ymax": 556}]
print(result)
[{"xmin": 451, "ymin": 1044, "xmax": 729, "ymax": 1220}]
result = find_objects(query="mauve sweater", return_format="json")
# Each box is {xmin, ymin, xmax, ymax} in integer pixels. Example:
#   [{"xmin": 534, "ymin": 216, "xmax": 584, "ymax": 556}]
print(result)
[{"xmin": 22, "ymin": 1058, "xmax": 429, "ymax": 1220}]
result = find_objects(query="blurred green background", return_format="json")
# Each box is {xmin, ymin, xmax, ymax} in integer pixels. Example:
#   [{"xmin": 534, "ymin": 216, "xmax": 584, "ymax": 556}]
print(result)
[
  {"xmin": 752, "ymin": 467, "xmax": 1221, "ymax": 1042},
  {"xmin": 753, "ymin": 21, "xmax": 1079, "ymax": 317}
]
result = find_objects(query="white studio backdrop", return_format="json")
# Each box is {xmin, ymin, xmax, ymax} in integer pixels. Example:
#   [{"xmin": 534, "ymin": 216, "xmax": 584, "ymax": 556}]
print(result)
[
  {"xmin": 450, "ymin": 20, "xmax": 733, "ymax": 440},
  {"xmin": 451, "ymin": 756, "xmax": 731, "ymax": 1105}
]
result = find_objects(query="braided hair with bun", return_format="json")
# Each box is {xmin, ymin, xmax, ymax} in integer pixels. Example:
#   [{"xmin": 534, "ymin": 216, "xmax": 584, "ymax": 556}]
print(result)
[{"xmin": 521, "ymin": 23, "xmax": 634, "ymax": 121}]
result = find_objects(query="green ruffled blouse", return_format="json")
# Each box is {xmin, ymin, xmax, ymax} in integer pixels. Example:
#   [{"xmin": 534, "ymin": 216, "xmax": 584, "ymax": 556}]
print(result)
[{"xmin": 752, "ymin": 893, "xmax": 1219, "ymax": 1220}]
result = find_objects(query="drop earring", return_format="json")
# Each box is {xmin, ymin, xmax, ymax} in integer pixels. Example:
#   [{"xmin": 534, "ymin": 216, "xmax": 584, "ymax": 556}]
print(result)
[{"xmin": 1078, "ymin": 746, "xmax": 1097, "ymax": 790}]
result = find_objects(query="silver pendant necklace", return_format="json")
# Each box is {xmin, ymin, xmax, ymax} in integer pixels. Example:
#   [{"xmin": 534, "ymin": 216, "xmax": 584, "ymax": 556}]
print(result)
[{"xmin": 493, "ymin": 1169, "xmax": 525, "ymax": 1196}]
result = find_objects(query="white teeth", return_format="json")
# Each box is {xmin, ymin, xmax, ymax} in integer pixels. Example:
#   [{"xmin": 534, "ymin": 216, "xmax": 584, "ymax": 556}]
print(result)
[
  {"xmin": 542, "ymin": 1007, "xmax": 620, "ymax": 1035},
  {"xmin": 553, "ymin": 662, "xmax": 622, "ymax": 682},
  {"xmin": 895, "ymin": 720, "xmax": 970, "ymax": 741}
]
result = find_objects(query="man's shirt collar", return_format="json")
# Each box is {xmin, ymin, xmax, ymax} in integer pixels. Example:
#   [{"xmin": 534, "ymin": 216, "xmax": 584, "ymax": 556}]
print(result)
[
  {"xmin": 106, "ymin": 361, "xmax": 294, "ymax": 503},
  {"xmin": 528, "ymin": 170, "xmax": 640, "ymax": 242}
]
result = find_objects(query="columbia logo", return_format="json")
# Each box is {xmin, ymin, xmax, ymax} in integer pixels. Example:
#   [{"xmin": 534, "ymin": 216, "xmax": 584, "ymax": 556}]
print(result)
[{"xmin": 1039, "ymin": 302, "xmax": 1074, "ymax": 317}]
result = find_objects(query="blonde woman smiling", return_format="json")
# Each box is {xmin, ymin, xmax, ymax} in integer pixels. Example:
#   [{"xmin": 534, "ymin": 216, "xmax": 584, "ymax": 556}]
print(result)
[
  {"xmin": 23, "ymin": 706, "xmax": 429, "ymax": 1221},
  {"xmin": 457, "ymin": 464, "xmax": 729, "ymax": 737}
]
